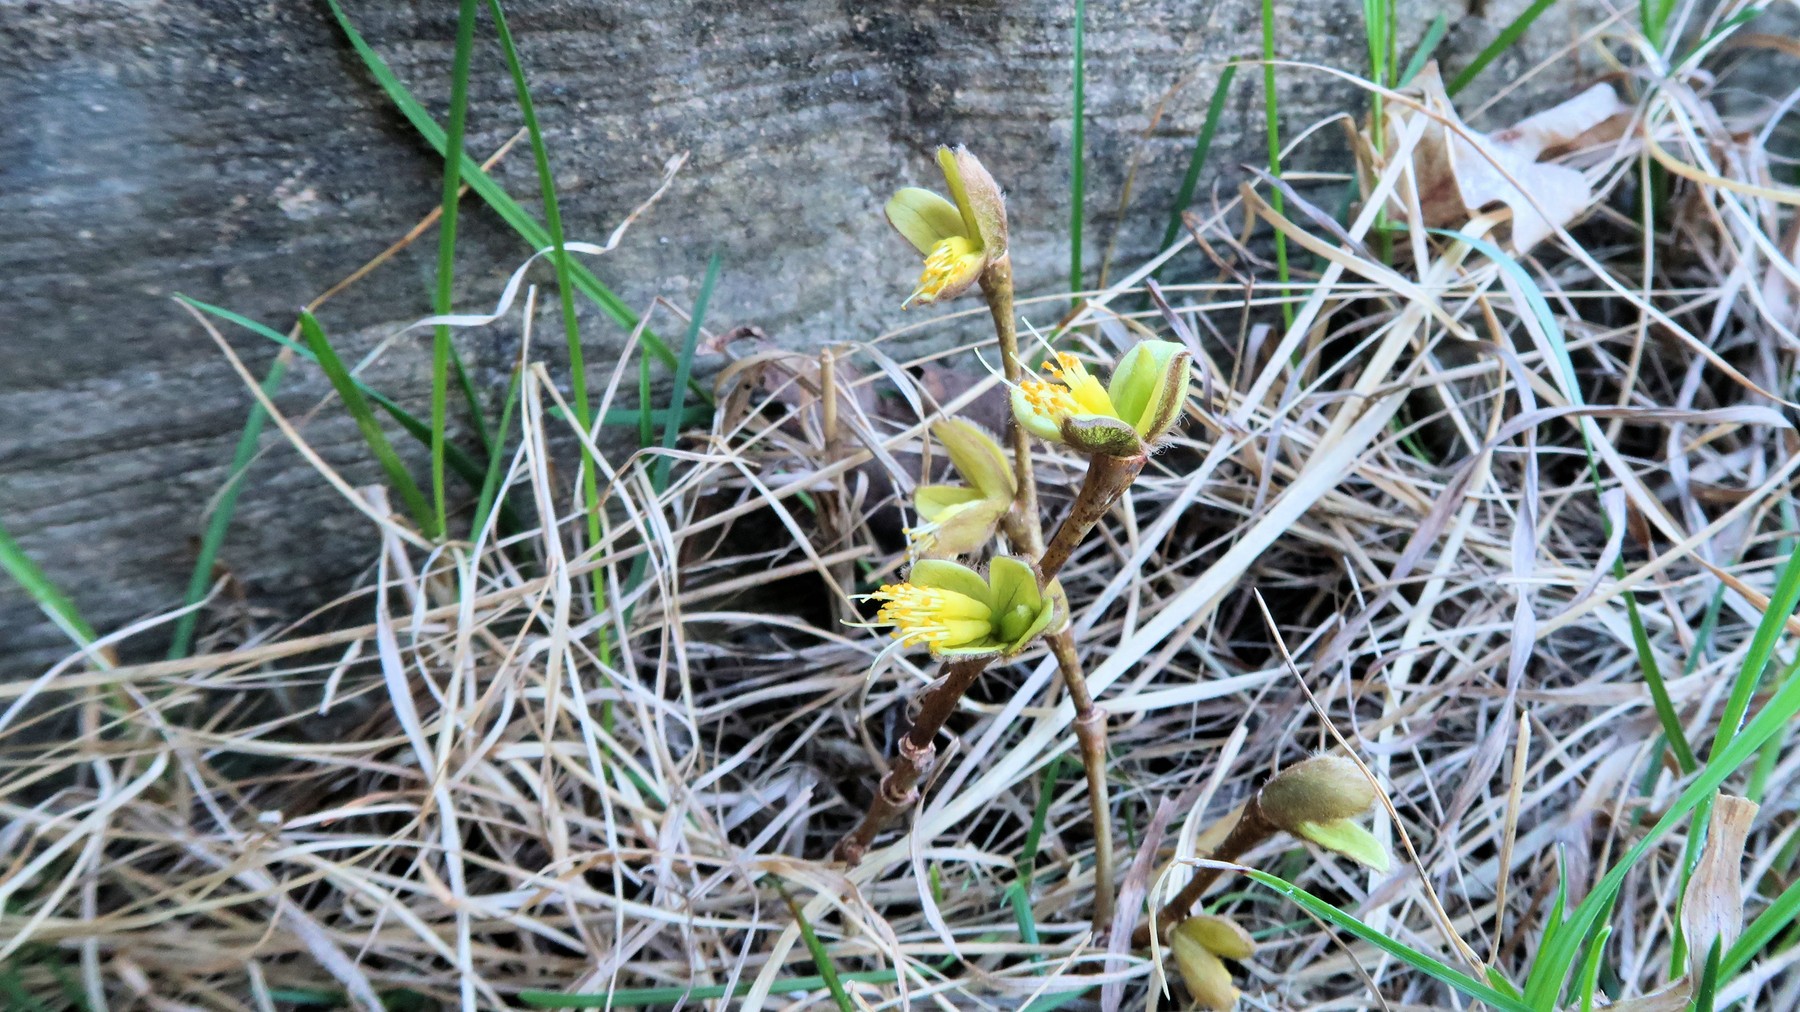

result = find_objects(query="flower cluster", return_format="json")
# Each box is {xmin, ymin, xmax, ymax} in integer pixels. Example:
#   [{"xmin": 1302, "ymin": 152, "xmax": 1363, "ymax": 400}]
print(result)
[
  {"xmin": 867, "ymin": 557, "xmax": 1056, "ymax": 659},
  {"xmin": 885, "ymin": 146, "xmax": 1008, "ymax": 308},
  {"xmin": 908, "ymin": 419, "xmax": 1015, "ymax": 559},
  {"xmin": 1013, "ymin": 339, "xmax": 1192, "ymax": 457}
]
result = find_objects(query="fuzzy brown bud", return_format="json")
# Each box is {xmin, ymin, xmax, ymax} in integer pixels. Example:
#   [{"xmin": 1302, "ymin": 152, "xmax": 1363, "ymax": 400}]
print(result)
[{"xmin": 1257, "ymin": 755, "xmax": 1377, "ymax": 835}]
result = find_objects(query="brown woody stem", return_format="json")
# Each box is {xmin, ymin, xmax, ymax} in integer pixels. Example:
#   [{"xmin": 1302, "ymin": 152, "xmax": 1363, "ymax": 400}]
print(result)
[
  {"xmin": 833, "ymin": 260, "xmax": 1139, "ymax": 935},
  {"xmin": 985, "ymin": 258, "xmax": 1121, "ymax": 931},
  {"xmin": 980, "ymin": 258, "xmax": 1041, "ymax": 556},
  {"xmin": 1131, "ymin": 797, "xmax": 1278, "ymax": 947},
  {"xmin": 832, "ymin": 656, "xmax": 994, "ymax": 866},
  {"xmin": 1039, "ymin": 452, "xmax": 1146, "ymax": 582},
  {"xmin": 1049, "ymin": 629, "xmax": 1115, "ymax": 927}
]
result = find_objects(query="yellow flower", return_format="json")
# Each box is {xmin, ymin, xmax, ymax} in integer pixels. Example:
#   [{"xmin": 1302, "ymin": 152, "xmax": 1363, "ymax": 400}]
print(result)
[
  {"xmin": 867, "ymin": 557, "xmax": 1056, "ymax": 658},
  {"xmin": 1017, "ymin": 351, "xmax": 1118, "ymax": 424},
  {"xmin": 1012, "ymin": 339, "xmax": 1192, "ymax": 456},
  {"xmin": 1171, "ymin": 914, "xmax": 1256, "ymax": 1011},
  {"xmin": 885, "ymin": 146, "xmax": 1008, "ymax": 308},
  {"xmin": 909, "ymin": 419, "xmax": 1016, "ymax": 558}
]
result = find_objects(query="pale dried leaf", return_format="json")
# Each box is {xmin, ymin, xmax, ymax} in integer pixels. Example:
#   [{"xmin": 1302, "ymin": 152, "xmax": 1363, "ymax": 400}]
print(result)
[
  {"xmin": 1680, "ymin": 793, "xmax": 1757, "ymax": 980},
  {"xmin": 1373, "ymin": 62, "xmax": 1627, "ymax": 251}
]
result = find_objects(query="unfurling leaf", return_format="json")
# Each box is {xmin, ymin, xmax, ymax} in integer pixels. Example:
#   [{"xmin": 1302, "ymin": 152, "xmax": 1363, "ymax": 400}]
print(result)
[
  {"xmin": 932, "ymin": 419, "xmax": 1015, "ymax": 501},
  {"xmin": 1294, "ymin": 817, "xmax": 1391, "ymax": 873}
]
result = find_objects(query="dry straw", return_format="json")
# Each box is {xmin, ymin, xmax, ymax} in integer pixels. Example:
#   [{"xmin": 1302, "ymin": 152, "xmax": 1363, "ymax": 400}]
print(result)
[{"xmin": 4, "ymin": 10, "xmax": 1800, "ymax": 1010}]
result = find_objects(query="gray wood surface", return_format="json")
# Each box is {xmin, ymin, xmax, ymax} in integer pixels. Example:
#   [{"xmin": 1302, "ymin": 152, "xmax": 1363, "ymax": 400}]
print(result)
[{"xmin": 0, "ymin": 0, "xmax": 1587, "ymax": 673}]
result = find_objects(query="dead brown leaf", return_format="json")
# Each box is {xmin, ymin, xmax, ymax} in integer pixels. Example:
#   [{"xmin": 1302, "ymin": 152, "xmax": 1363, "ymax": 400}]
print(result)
[{"xmin": 1363, "ymin": 62, "xmax": 1630, "ymax": 251}]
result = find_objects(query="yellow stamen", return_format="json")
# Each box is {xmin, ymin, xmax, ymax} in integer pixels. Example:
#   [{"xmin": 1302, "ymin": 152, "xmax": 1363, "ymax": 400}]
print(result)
[
  {"xmin": 906, "ymin": 235, "xmax": 983, "ymax": 307},
  {"xmin": 1020, "ymin": 352, "xmax": 1117, "ymax": 425},
  {"xmin": 870, "ymin": 582, "xmax": 993, "ymax": 649}
]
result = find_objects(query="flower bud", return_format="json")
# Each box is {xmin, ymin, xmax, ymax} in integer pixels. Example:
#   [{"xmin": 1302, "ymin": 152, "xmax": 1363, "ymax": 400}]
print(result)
[
  {"xmin": 1181, "ymin": 914, "xmax": 1255, "ymax": 960},
  {"xmin": 932, "ymin": 419, "xmax": 1015, "ymax": 501},
  {"xmin": 1258, "ymin": 755, "xmax": 1390, "ymax": 872},
  {"xmin": 1109, "ymin": 339, "xmax": 1192, "ymax": 443},
  {"xmin": 1171, "ymin": 914, "xmax": 1254, "ymax": 1011},
  {"xmin": 1256, "ymin": 755, "xmax": 1377, "ymax": 834},
  {"xmin": 944, "ymin": 146, "xmax": 1008, "ymax": 258}
]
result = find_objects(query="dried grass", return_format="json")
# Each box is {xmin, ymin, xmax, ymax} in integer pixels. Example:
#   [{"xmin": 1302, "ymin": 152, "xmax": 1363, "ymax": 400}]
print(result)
[{"xmin": 5, "ymin": 12, "xmax": 1800, "ymax": 1011}]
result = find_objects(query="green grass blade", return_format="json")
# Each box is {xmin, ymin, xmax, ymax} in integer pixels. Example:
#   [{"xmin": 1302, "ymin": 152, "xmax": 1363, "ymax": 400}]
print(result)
[
  {"xmin": 1069, "ymin": 0, "xmax": 1086, "ymax": 302},
  {"xmin": 1711, "ymin": 545, "xmax": 1800, "ymax": 757},
  {"xmin": 472, "ymin": 365, "xmax": 522, "ymax": 539},
  {"xmin": 1694, "ymin": 937, "xmax": 1722, "ymax": 1012},
  {"xmin": 1005, "ymin": 881, "xmax": 1041, "ymax": 945},
  {"xmin": 1674, "ymin": 6, "xmax": 1767, "ymax": 72},
  {"xmin": 637, "ymin": 353, "xmax": 654, "ymax": 449},
  {"xmin": 300, "ymin": 312, "xmax": 437, "ymax": 536},
  {"xmin": 1447, "ymin": 0, "xmax": 1560, "ymax": 96},
  {"xmin": 0, "ymin": 963, "xmax": 53, "ymax": 1012},
  {"xmin": 167, "ymin": 353, "xmax": 290, "ymax": 659},
  {"xmin": 1541, "ymin": 849, "xmax": 1569, "ymax": 953},
  {"xmin": 1019, "ymin": 989, "xmax": 1091, "ymax": 1012},
  {"xmin": 779, "ymin": 882, "xmax": 854, "ymax": 1012},
  {"xmin": 0, "ymin": 945, "xmax": 88, "ymax": 1012},
  {"xmin": 0, "ymin": 523, "xmax": 98, "ymax": 648},
  {"xmin": 1247, "ymin": 870, "xmax": 1531, "ymax": 1010},
  {"xmin": 1260, "ymin": 0, "xmax": 1293, "ymax": 329},
  {"xmin": 619, "ymin": 254, "xmax": 718, "ymax": 629},
  {"xmin": 1398, "ymin": 13, "xmax": 1449, "ymax": 86},
  {"xmin": 1156, "ymin": 62, "xmax": 1238, "ymax": 267},
  {"xmin": 174, "ymin": 296, "xmax": 498, "ymax": 505},
  {"xmin": 595, "ymin": 405, "xmax": 709, "ymax": 429},
  {"xmin": 429, "ymin": 0, "xmax": 481, "ymax": 539},
  {"xmin": 1361, "ymin": 0, "xmax": 1394, "ymax": 145},
  {"xmin": 486, "ymin": 0, "xmax": 601, "ymax": 552},
  {"xmin": 1724, "ymin": 871, "xmax": 1800, "ymax": 978},
  {"xmin": 1641, "ymin": 0, "xmax": 1676, "ymax": 51},
  {"xmin": 1017, "ymin": 754, "xmax": 1065, "ymax": 884},
  {"xmin": 322, "ymin": 0, "xmax": 708, "ymax": 405},
  {"xmin": 1624, "ymin": 576, "xmax": 1697, "ymax": 773},
  {"xmin": 1746, "ymin": 722, "xmax": 1790, "ymax": 803},
  {"xmin": 1361, "ymin": 0, "xmax": 1389, "ymax": 89},
  {"xmin": 652, "ymin": 253, "xmax": 717, "ymax": 492},
  {"xmin": 1524, "ymin": 654, "xmax": 1800, "ymax": 1005},
  {"xmin": 1576, "ymin": 925, "xmax": 1611, "ymax": 1012}
]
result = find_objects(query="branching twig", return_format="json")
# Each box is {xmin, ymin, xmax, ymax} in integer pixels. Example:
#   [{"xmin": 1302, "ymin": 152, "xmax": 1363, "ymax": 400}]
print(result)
[
  {"xmin": 989, "ymin": 257, "xmax": 1122, "ymax": 929},
  {"xmin": 1132, "ymin": 799, "xmax": 1278, "ymax": 947},
  {"xmin": 831, "ymin": 656, "xmax": 993, "ymax": 866}
]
